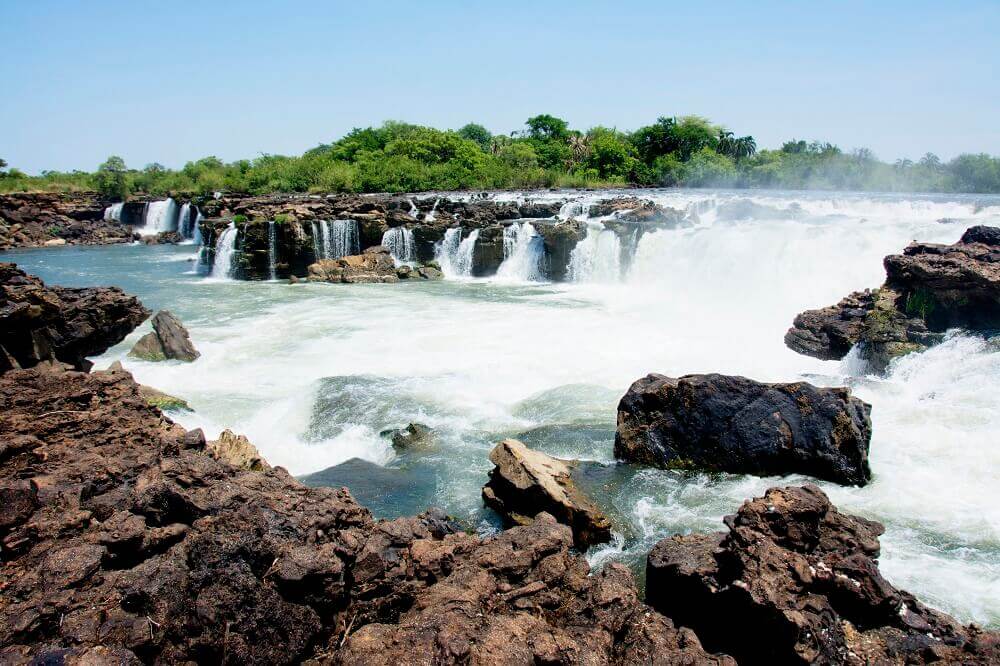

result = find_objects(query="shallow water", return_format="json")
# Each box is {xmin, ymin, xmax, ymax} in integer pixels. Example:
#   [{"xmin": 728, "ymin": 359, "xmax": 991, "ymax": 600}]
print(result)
[{"xmin": 7, "ymin": 188, "xmax": 999, "ymax": 628}]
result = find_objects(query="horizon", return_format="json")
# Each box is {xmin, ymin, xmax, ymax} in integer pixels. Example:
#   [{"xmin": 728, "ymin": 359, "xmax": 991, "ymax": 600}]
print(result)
[{"xmin": 3, "ymin": 0, "xmax": 999, "ymax": 175}]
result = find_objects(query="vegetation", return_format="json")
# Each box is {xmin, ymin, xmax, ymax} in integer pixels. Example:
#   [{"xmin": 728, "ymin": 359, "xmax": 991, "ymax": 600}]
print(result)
[{"xmin": 3, "ymin": 115, "xmax": 1000, "ymax": 197}]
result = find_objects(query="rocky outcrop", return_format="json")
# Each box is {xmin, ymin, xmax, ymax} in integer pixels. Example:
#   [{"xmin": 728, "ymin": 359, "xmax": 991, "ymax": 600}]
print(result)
[
  {"xmin": 207, "ymin": 429, "xmax": 270, "ymax": 471},
  {"xmin": 615, "ymin": 373, "xmax": 872, "ymax": 486},
  {"xmin": 646, "ymin": 484, "xmax": 1000, "ymax": 664},
  {"xmin": 0, "ymin": 365, "xmax": 730, "ymax": 665},
  {"xmin": 536, "ymin": 220, "xmax": 587, "ymax": 281},
  {"xmin": 0, "ymin": 192, "xmax": 136, "ymax": 250},
  {"xmin": 308, "ymin": 247, "xmax": 400, "ymax": 284},
  {"xmin": 786, "ymin": 226, "xmax": 1000, "ymax": 368},
  {"xmin": 482, "ymin": 439, "xmax": 612, "ymax": 549},
  {"xmin": 128, "ymin": 310, "xmax": 200, "ymax": 362},
  {"xmin": 0, "ymin": 262, "xmax": 149, "ymax": 372},
  {"xmin": 386, "ymin": 422, "xmax": 435, "ymax": 450}
]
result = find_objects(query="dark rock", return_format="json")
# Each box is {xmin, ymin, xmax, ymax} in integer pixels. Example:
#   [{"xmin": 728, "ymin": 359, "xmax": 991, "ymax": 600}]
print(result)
[
  {"xmin": 482, "ymin": 439, "xmax": 612, "ymax": 549},
  {"xmin": 615, "ymin": 373, "xmax": 872, "ymax": 486},
  {"xmin": 0, "ymin": 262, "xmax": 149, "ymax": 373},
  {"xmin": 646, "ymin": 484, "xmax": 1000, "ymax": 664},
  {"xmin": 536, "ymin": 220, "xmax": 586, "ymax": 281},
  {"xmin": 387, "ymin": 423, "xmax": 435, "ymax": 450},
  {"xmin": 128, "ymin": 310, "xmax": 199, "ymax": 362},
  {"xmin": 0, "ymin": 193, "xmax": 134, "ymax": 250},
  {"xmin": 786, "ymin": 226, "xmax": 1000, "ymax": 367}
]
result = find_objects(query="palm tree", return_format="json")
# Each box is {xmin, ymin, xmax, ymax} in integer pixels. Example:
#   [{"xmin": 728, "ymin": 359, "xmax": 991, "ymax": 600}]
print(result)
[
  {"xmin": 734, "ymin": 136, "xmax": 757, "ymax": 159},
  {"xmin": 568, "ymin": 134, "xmax": 591, "ymax": 162},
  {"xmin": 490, "ymin": 136, "xmax": 511, "ymax": 156},
  {"xmin": 716, "ymin": 130, "xmax": 736, "ymax": 157}
]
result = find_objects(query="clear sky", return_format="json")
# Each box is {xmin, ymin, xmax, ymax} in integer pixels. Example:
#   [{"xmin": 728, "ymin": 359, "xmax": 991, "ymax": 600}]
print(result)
[{"xmin": 3, "ymin": 0, "xmax": 998, "ymax": 174}]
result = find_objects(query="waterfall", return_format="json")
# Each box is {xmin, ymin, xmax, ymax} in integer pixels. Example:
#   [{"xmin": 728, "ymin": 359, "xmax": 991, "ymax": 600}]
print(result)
[
  {"xmin": 382, "ymin": 227, "xmax": 415, "ymax": 264},
  {"xmin": 435, "ymin": 228, "xmax": 479, "ymax": 278},
  {"xmin": 210, "ymin": 223, "xmax": 238, "ymax": 279},
  {"xmin": 425, "ymin": 198, "xmax": 440, "ymax": 222},
  {"xmin": 311, "ymin": 222, "xmax": 323, "ymax": 260},
  {"xmin": 191, "ymin": 208, "xmax": 203, "ymax": 247},
  {"xmin": 324, "ymin": 219, "xmax": 359, "ymax": 259},
  {"xmin": 268, "ymin": 221, "xmax": 278, "ymax": 281},
  {"xmin": 568, "ymin": 223, "xmax": 623, "ymax": 282},
  {"xmin": 409, "ymin": 199, "xmax": 420, "ymax": 219},
  {"xmin": 104, "ymin": 203, "xmax": 123, "ymax": 222},
  {"xmin": 139, "ymin": 199, "xmax": 179, "ymax": 236},
  {"xmin": 497, "ymin": 222, "xmax": 544, "ymax": 281}
]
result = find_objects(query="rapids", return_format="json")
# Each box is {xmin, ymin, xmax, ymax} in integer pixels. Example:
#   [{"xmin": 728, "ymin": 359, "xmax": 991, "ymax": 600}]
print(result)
[{"xmin": 9, "ymin": 188, "xmax": 1000, "ymax": 628}]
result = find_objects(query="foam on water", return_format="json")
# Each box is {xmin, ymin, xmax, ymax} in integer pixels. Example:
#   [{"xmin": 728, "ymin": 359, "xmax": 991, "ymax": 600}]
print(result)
[{"xmin": 9, "ymin": 187, "xmax": 999, "ymax": 628}]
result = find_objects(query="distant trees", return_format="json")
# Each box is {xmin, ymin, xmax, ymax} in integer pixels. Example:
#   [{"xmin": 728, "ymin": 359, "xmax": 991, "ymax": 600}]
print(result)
[{"xmin": 2, "ymin": 116, "xmax": 999, "ymax": 196}]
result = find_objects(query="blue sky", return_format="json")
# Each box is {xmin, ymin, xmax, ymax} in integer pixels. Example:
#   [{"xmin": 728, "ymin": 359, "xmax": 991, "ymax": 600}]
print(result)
[{"xmin": 3, "ymin": 0, "xmax": 998, "ymax": 173}]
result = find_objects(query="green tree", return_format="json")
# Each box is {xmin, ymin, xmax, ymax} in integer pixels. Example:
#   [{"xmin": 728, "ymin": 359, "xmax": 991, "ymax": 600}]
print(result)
[
  {"xmin": 672, "ymin": 116, "xmax": 719, "ymax": 160},
  {"xmin": 584, "ymin": 128, "xmax": 638, "ymax": 180},
  {"xmin": 525, "ymin": 114, "xmax": 570, "ymax": 141},
  {"xmin": 94, "ymin": 155, "xmax": 131, "ymax": 200},
  {"xmin": 630, "ymin": 117, "xmax": 678, "ymax": 164},
  {"xmin": 457, "ymin": 123, "xmax": 492, "ymax": 151}
]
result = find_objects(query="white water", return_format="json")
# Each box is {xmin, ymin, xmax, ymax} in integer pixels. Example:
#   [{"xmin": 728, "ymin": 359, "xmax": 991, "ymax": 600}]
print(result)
[
  {"xmin": 323, "ymin": 219, "xmax": 360, "ymax": 259},
  {"xmin": 409, "ymin": 199, "xmax": 420, "ymax": 219},
  {"xmin": 32, "ymin": 187, "xmax": 998, "ymax": 629},
  {"xmin": 382, "ymin": 226, "xmax": 416, "ymax": 264},
  {"xmin": 103, "ymin": 203, "xmax": 123, "ymax": 222},
  {"xmin": 210, "ymin": 222, "xmax": 238, "ymax": 279},
  {"xmin": 191, "ymin": 210, "xmax": 203, "ymax": 247},
  {"xmin": 496, "ymin": 222, "xmax": 544, "ymax": 281},
  {"xmin": 435, "ymin": 228, "xmax": 479, "ymax": 278},
  {"xmin": 569, "ymin": 222, "xmax": 622, "ymax": 282},
  {"xmin": 425, "ymin": 198, "xmax": 440, "ymax": 222},
  {"xmin": 267, "ymin": 221, "xmax": 278, "ymax": 281},
  {"xmin": 139, "ymin": 199, "xmax": 178, "ymax": 236}
]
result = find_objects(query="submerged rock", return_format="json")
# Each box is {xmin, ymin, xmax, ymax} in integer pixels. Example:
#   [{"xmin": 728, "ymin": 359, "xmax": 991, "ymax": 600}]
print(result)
[
  {"xmin": 615, "ymin": 373, "xmax": 872, "ymax": 486},
  {"xmin": 0, "ymin": 262, "xmax": 149, "ymax": 373},
  {"xmin": 786, "ymin": 225, "xmax": 1000, "ymax": 368},
  {"xmin": 646, "ymin": 484, "xmax": 1000, "ymax": 664},
  {"xmin": 207, "ymin": 429, "xmax": 271, "ymax": 472},
  {"xmin": 128, "ymin": 309, "xmax": 200, "ymax": 362},
  {"xmin": 386, "ymin": 422, "xmax": 435, "ymax": 450},
  {"xmin": 482, "ymin": 439, "xmax": 612, "ymax": 548}
]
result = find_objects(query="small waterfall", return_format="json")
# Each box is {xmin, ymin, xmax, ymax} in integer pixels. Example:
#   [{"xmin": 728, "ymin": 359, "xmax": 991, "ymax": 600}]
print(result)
[
  {"xmin": 568, "ymin": 223, "xmax": 623, "ymax": 282},
  {"xmin": 497, "ymin": 222, "xmax": 544, "ymax": 281},
  {"xmin": 558, "ymin": 200, "xmax": 590, "ymax": 220},
  {"xmin": 191, "ymin": 208, "xmax": 203, "ymax": 247},
  {"xmin": 382, "ymin": 227, "xmax": 415, "ymax": 264},
  {"xmin": 435, "ymin": 228, "xmax": 479, "ymax": 278},
  {"xmin": 425, "ymin": 198, "xmax": 440, "ymax": 222},
  {"xmin": 139, "ymin": 198, "xmax": 179, "ymax": 236},
  {"xmin": 409, "ymin": 199, "xmax": 420, "ymax": 219},
  {"xmin": 104, "ymin": 203, "xmax": 123, "ymax": 222},
  {"xmin": 268, "ymin": 221, "xmax": 278, "ymax": 281},
  {"xmin": 210, "ymin": 222, "xmax": 238, "ymax": 279},
  {"xmin": 324, "ymin": 219, "xmax": 360, "ymax": 259},
  {"xmin": 311, "ymin": 222, "xmax": 323, "ymax": 260}
]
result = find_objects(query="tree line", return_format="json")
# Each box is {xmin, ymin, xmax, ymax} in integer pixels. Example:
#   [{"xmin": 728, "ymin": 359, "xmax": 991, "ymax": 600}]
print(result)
[{"xmin": 2, "ymin": 115, "xmax": 999, "ymax": 197}]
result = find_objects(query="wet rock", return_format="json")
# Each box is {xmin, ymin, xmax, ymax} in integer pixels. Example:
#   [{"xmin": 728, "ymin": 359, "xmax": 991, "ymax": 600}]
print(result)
[
  {"xmin": 615, "ymin": 373, "xmax": 872, "ymax": 486},
  {"xmin": 0, "ymin": 193, "xmax": 135, "ymax": 250},
  {"xmin": 307, "ymin": 247, "xmax": 399, "ymax": 284},
  {"xmin": 0, "ymin": 262, "xmax": 149, "ymax": 373},
  {"xmin": 786, "ymin": 226, "xmax": 1000, "ymax": 367},
  {"xmin": 142, "ymin": 231, "xmax": 183, "ymax": 245},
  {"xmin": 138, "ymin": 384, "xmax": 191, "ymax": 411},
  {"xmin": 536, "ymin": 219, "xmax": 586, "ymax": 281},
  {"xmin": 206, "ymin": 429, "xmax": 270, "ymax": 471},
  {"xmin": 128, "ymin": 309, "xmax": 200, "ymax": 362},
  {"xmin": 646, "ymin": 484, "xmax": 1000, "ymax": 664},
  {"xmin": 482, "ymin": 439, "xmax": 612, "ymax": 548},
  {"xmin": 387, "ymin": 423, "xmax": 435, "ymax": 450}
]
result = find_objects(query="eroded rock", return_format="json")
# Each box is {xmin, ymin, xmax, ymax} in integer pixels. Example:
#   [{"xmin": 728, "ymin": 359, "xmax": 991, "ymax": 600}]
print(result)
[
  {"xmin": 482, "ymin": 439, "xmax": 612, "ymax": 548},
  {"xmin": 128, "ymin": 310, "xmax": 199, "ymax": 362},
  {"xmin": 206, "ymin": 429, "xmax": 271, "ymax": 472},
  {"xmin": 615, "ymin": 373, "xmax": 872, "ymax": 485}
]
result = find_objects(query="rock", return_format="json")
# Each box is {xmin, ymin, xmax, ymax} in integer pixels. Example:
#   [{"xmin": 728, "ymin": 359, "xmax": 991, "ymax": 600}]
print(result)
[
  {"xmin": 387, "ymin": 423, "xmax": 435, "ymax": 450},
  {"xmin": 786, "ymin": 226, "xmax": 1000, "ymax": 367},
  {"xmin": 307, "ymin": 247, "xmax": 399, "ymax": 284},
  {"xmin": 143, "ymin": 230, "xmax": 183, "ymax": 245},
  {"xmin": 646, "ymin": 484, "xmax": 1000, "ymax": 664},
  {"xmin": 0, "ymin": 262, "xmax": 149, "ymax": 373},
  {"xmin": 415, "ymin": 265, "xmax": 442, "ymax": 280},
  {"xmin": 43, "ymin": 238, "xmax": 67, "ymax": 247},
  {"xmin": 0, "ymin": 193, "xmax": 134, "ymax": 250},
  {"xmin": 206, "ymin": 429, "xmax": 270, "ymax": 471},
  {"xmin": 128, "ymin": 310, "xmax": 199, "ymax": 362},
  {"xmin": 535, "ymin": 220, "xmax": 586, "ymax": 281},
  {"xmin": 482, "ymin": 439, "xmax": 612, "ymax": 549},
  {"xmin": 614, "ymin": 373, "xmax": 872, "ymax": 486},
  {"xmin": 138, "ymin": 384, "xmax": 191, "ymax": 411}
]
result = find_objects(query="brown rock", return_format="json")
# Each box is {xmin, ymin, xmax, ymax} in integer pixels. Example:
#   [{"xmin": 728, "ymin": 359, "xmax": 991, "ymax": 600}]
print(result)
[
  {"xmin": 128, "ymin": 310, "xmax": 199, "ymax": 362},
  {"xmin": 206, "ymin": 429, "xmax": 270, "ymax": 471}
]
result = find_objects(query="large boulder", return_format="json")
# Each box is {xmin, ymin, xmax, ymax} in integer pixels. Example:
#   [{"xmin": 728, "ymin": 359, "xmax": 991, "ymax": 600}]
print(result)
[
  {"xmin": 786, "ymin": 226, "xmax": 1000, "ymax": 367},
  {"xmin": 482, "ymin": 439, "xmax": 612, "ymax": 549},
  {"xmin": 646, "ymin": 484, "xmax": 1000, "ymax": 664},
  {"xmin": 0, "ymin": 262, "xmax": 149, "ymax": 373},
  {"xmin": 129, "ymin": 310, "xmax": 199, "ymax": 362},
  {"xmin": 207, "ymin": 429, "xmax": 270, "ymax": 472},
  {"xmin": 614, "ymin": 373, "xmax": 872, "ymax": 486},
  {"xmin": 535, "ymin": 220, "xmax": 587, "ymax": 281},
  {"xmin": 307, "ymin": 246, "xmax": 399, "ymax": 284}
]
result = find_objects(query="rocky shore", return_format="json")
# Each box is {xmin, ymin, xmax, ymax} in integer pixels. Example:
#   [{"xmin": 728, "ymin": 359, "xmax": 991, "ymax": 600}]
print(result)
[
  {"xmin": 2, "ymin": 259, "xmax": 998, "ymax": 663},
  {"xmin": 0, "ymin": 193, "xmax": 136, "ymax": 250}
]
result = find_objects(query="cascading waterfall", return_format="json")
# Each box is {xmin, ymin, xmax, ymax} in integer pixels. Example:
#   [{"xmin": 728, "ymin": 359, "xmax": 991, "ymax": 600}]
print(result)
[
  {"xmin": 497, "ymin": 222, "xmax": 544, "ymax": 281},
  {"xmin": 210, "ymin": 222, "xmax": 238, "ymax": 279},
  {"xmin": 408, "ymin": 199, "xmax": 420, "ymax": 219},
  {"xmin": 191, "ymin": 209, "xmax": 203, "ymax": 247},
  {"xmin": 435, "ymin": 228, "xmax": 479, "ymax": 277},
  {"xmin": 267, "ymin": 221, "xmax": 278, "ymax": 281},
  {"xmin": 139, "ymin": 198, "xmax": 179, "ymax": 236},
  {"xmin": 425, "ymin": 198, "xmax": 440, "ymax": 222},
  {"xmin": 382, "ymin": 227, "xmax": 415, "ymax": 264},
  {"xmin": 311, "ymin": 222, "xmax": 323, "ymax": 260},
  {"xmin": 568, "ymin": 223, "xmax": 623, "ymax": 282},
  {"xmin": 103, "ymin": 203, "xmax": 123, "ymax": 222},
  {"xmin": 324, "ymin": 220, "xmax": 360, "ymax": 259}
]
